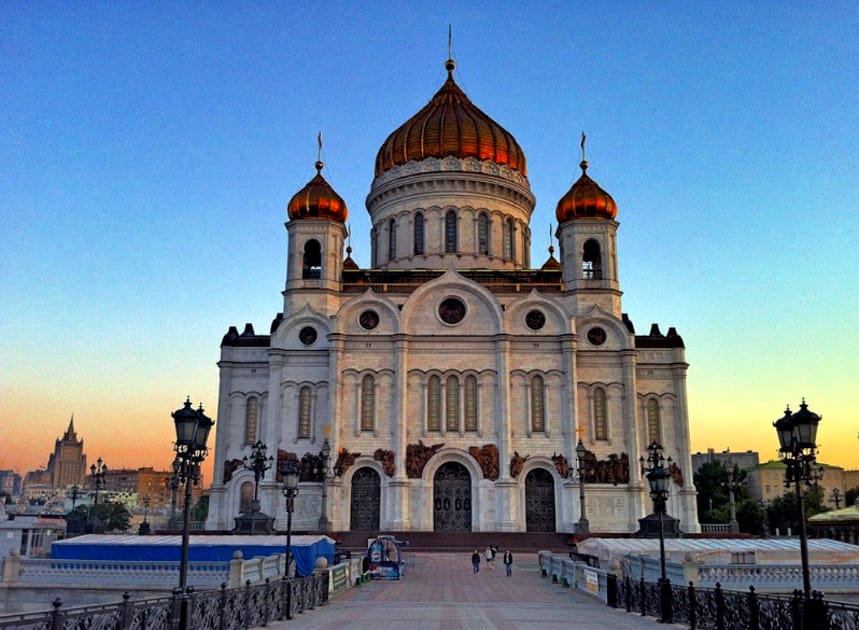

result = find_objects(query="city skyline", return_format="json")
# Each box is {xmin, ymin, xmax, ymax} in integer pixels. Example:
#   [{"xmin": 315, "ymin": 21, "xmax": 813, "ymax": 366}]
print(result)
[{"xmin": 2, "ymin": 4, "xmax": 857, "ymax": 484}]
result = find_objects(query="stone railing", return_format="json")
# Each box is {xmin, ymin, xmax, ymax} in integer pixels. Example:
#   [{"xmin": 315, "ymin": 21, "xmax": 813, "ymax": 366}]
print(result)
[
  {"xmin": 697, "ymin": 563, "xmax": 859, "ymax": 593},
  {"xmin": 3, "ymin": 551, "xmax": 291, "ymax": 590},
  {"xmin": 537, "ymin": 551, "xmax": 610, "ymax": 602},
  {"xmin": 700, "ymin": 523, "xmax": 734, "ymax": 534}
]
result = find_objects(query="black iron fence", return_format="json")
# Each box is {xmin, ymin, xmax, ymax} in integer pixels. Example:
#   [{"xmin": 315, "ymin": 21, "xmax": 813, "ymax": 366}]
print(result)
[
  {"xmin": 608, "ymin": 573, "xmax": 859, "ymax": 630},
  {"xmin": 0, "ymin": 573, "xmax": 328, "ymax": 630}
]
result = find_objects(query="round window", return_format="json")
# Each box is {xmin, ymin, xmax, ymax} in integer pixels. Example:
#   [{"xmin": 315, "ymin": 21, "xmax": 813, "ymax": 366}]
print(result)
[
  {"xmin": 359, "ymin": 310, "xmax": 379, "ymax": 330},
  {"xmin": 525, "ymin": 309, "xmax": 546, "ymax": 330},
  {"xmin": 438, "ymin": 297, "xmax": 467, "ymax": 325},
  {"xmin": 299, "ymin": 326, "xmax": 318, "ymax": 346},
  {"xmin": 587, "ymin": 327, "xmax": 607, "ymax": 346}
]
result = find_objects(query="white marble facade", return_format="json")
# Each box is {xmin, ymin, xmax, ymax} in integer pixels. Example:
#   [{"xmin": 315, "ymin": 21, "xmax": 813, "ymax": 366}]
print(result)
[{"xmin": 205, "ymin": 60, "xmax": 700, "ymax": 535}]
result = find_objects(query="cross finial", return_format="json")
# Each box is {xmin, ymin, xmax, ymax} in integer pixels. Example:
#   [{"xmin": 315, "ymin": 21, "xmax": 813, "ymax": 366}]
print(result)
[{"xmin": 580, "ymin": 131, "xmax": 587, "ymax": 162}]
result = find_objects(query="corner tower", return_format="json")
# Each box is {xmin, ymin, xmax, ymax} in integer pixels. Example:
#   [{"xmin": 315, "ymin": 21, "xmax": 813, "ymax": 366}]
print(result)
[
  {"xmin": 555, "ymin": 144, "xmax": 621, "ymax": 316},
  {"xmin": 367, "ymin": 58, "xmax": 536, "ymax": 270},
  {"xmin": 284, "ymin": 159, "xmax": 348, "ymax": 313}
]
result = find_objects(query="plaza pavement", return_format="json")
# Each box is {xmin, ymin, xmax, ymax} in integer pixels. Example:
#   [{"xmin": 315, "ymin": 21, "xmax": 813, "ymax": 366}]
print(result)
[{"xmin": 265, "ymin": 551, "xmax": 685, "ymax": 630}]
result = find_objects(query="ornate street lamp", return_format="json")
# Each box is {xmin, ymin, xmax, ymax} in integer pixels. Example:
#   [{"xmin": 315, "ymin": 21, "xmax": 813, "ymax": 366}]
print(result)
[
  {"xmin": 167, "ymin": 456, "xmax": 181, "ymax": 530},
  {"xmin": 171, "ymin": 397, "xmax": 213, "ymax": 602},
  {"xmin": 243, "ymin": 440, "xmax": 274, "ymax": 509},
  {"xmin": 772, "ymin": 399, "xmax": 821, "ymax": 601},
  {"xmin": 281, "ymin": 460, "xmax": 300, "ymax": 619},
  {"xmin": 830, "ymin": 488, "xmax": 842, "ymax": 510},
  {"xmin": 319, "ymin": 432, "xmax": 331, "ymax": 531},
  {"xmin": 234, "ymin": 440, "xmax": 275, "ymax": 533},
  {"xmin": 641, "ymin": 440, "xmax": 672, "ymax": 624},
  {"xmin": 575, "ymin": 439, "xmax": 589, "ymax": 534},
  {"xmin": 90, "ymin": 457, "xmax": 107, "ymax": 506},
  {"xmin": 722, "ymin": 461, "xmax": 744, "ymax": 534}
]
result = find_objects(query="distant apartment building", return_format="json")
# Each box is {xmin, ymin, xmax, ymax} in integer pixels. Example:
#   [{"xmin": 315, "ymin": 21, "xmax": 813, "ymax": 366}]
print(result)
[
  {"xmin": 691, "ymin": 448, "xmax": 760, "ymax": 475},
  {"xmin": 753, "ymin": 460, "xmax": 846, "ymax": 509},
  {"xmin": 0, "ymin": 469, "xmax": 22, "ymax": 498}
]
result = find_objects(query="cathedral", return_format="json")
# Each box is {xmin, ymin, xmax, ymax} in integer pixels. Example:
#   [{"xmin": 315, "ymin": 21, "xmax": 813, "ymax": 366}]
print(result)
[{"xmin": 205, "ymin": 56, "xmax": 700, "ymax": 535}]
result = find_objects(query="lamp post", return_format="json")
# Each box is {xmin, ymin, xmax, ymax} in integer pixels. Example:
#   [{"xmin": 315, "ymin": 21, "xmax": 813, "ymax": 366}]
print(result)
[
  {"xmin": 242, "ymin": 440, "xmax": 274, "ymax": 511},
  {"xmin": 171, "ymin": 397, "xmax": 214, "ymax": 599},
  {"xmin": 319, "ymin": 435, "xmax": 331, "ymax": 531},
  {"xmin": 575, "ymin": 439, "xmax": 589, "ymax": 534},
  {"xmin": 773, "ymin": 399, "xmax": 821, "ymax": 601},
  {"xmin": 641, "ymin": 440, "xmax": 672, "ymax": 624},
  {"xmin": 69, "ymin": 484, "xmax": 80, "ymax": 511},
  {"xmin": 281, "ymin": 460, "xmax": 300, "ymax": 620},
  {"xmin": 830, "ymin": 488, "xmax": 842, "ymax": 510},
  {"xmin": 722, "ymin": 462, "xmax": 743, "ymax": 534},
  {"xmin": 167, "ymin": 456, "xmax": 181, "ymax": 530},
  {"xmin": 90, "ymin": 457, "xmax": 107, "ymax": 507}
]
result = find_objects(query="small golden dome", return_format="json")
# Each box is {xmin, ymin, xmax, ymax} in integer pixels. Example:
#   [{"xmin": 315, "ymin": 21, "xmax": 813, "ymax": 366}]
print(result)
[
  {"xmin": 374, "ymin": 60, "xmax": 527, "ymax": 177},
  {"xmin": 287, "ymin": 161, "xmax": 348, "ymax": 223},
  {"xmin": 555, "ymin": 160, "xmax": 617, "ymax": 223}
]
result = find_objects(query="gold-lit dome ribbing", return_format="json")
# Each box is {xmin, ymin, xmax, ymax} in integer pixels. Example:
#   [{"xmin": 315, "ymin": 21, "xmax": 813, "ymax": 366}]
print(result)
[
  {"xmin": 287, "ymin": 160, "xmax": 348, "ymax": 223},
  {"xmin": 555, "ymin": 160, "xmax": 617, "ymax": 223},
  {"xmin": 374, "ymin": 60, "xmax": 527, "ymax": 177}
]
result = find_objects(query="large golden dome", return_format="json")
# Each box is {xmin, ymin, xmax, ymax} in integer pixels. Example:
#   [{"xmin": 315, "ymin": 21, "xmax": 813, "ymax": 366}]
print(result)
[
  {"xmin": 555, "ymin": 160, "xmax": 617, "ymax": 222},
  {"xmin": 287, "ymin": 160, "xmax": 348, "ymax": 223},
  {"xmin": 374, "ymin": 59, "xmax": 527, "ymax": 178}
]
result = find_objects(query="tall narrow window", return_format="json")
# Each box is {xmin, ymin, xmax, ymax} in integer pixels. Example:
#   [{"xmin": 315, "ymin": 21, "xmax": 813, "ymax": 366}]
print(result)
[
  {"xmin": 594, "ymin": 387, "xmax": 608, "ymax": 440},
  {"xmin": 245, "ymin": 397, "xmax": 258, "ymax": 444},
  {"xmin": 388, "ymin": 218, "xmax": 397, "ymax": 261},
  {"xmin": 360, "ymin": 375, "xmax": 375, "ymax": 432},
  {"xmin": 414, "ymin": 213, "xmax": 425, "ymax": 255},
  {"xmin": 583, "ymin": 239, "xmax": 603, "ymax": 279},
  {"xmin": 302, "ymin": 239, "xmax": 322, "ymax": 279},
  {"xmin": 646, "ymin": 398, "xmax": 661, "ymax": 443},
  {"xmin": 530, "ymin": 375, "xmax": 545, "ymax": 432},
  {"xmin": 503, "ymin": 219, "xmax": 515, "ymax": 259},
  {"xmin": 464, "ymin": 375, "xmax": 478, "ymax": 431},
  {"xmin": 445, "ymin": 210, "xmax": 457, "ymax": 253},
  {"xmin": 239, "ymin": 481, "xmax": 254, "ymax": 513},
  {"xmin": 477, "ymin": 213, "xmax": 490, "ymax": 255},
  {"xmin": 446, "ymin": 376, "xmax": 460, "ymax": 432},
  {"xmin": 297, "ymin": 387, "xmax": 311, "ymax": 439},
  {"xmin": 427, "ymin": 375, "xmax": 441, "ymax": 431}
]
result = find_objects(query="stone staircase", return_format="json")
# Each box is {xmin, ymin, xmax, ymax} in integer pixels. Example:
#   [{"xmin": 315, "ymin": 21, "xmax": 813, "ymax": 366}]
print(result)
[{"xmin": 332, "ymin": 531, "xmax": 573, "ymax": 554}]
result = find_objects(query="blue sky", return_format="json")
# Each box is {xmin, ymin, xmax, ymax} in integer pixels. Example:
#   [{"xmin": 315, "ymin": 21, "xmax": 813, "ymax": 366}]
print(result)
[{"xmin": 1, "ymin": 2, "xmax": 857, "ymax": 480}]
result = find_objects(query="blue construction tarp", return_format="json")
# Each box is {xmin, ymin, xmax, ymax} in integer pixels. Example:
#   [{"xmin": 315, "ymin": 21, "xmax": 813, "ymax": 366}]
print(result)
[{"xmin": 51, "ymin": 534, "xmax": 335, "ymax": 577}]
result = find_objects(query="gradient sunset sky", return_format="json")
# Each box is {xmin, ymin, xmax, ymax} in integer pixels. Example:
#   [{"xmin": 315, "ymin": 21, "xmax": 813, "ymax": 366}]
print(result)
[{"xmin": 2, "ymin": 3, "xmax": 857, "ymax": 485}]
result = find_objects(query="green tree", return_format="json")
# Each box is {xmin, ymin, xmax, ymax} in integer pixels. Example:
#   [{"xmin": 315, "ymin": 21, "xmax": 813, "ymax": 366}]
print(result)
[
  {"xmin": 68, "ymin": 502, "xmax": 132, "ymax": 532},
  {"xmin": 694, "ymin": 460, "xmax": 729, "ymax": 521},
  {"xmin": 766, "ymin": 485, "xmax": 829, "ymax": 534},
  {"xmin": 845, "ymin": 486, "xmax": 859, "ymax": 508},
  {"xmin": 192, "ymin": 495, "xmax": 209, "ymax": 522}
]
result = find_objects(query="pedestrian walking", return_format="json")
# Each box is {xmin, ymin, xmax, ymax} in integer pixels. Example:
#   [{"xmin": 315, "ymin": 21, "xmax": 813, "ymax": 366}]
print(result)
[
  {"xmin": 485, "ymin": 545, "xmax": 494, "ymax": 570},
  {"xmin": 503, "ymin": 549, "xmax": 513, "ymax": 576},
  {"xmin": 471, "ymin": 549, "xmax": 480, "ymax": 574}
]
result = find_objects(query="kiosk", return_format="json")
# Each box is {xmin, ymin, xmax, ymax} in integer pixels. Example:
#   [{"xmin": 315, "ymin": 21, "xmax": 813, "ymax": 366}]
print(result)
[{"xmin": 366, "ymin": 535, "xmax": 406, "ymax": 580}]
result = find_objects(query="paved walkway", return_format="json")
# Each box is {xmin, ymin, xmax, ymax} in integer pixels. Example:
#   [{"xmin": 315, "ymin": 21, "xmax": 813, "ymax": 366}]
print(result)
[{"xmin": 265, "ymin": 552, "xmax": 684, "ymax": 629}]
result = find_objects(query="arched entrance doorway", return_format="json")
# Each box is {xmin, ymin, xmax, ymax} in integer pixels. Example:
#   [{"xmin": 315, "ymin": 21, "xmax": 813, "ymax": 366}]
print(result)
[
  {"xmin": 433, "ymin": 462, "xmax": 472, "ymax": 531},
  {"xmin": 350, "ymin": 467, "xmax": 381, "ymax": 530},
  {"xmin": 525, "ymin": 468, "xmax": 556, "ymax": 532}
]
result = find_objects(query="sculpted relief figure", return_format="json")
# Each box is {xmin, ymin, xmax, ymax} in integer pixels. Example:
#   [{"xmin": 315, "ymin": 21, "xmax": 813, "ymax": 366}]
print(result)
[
  {"xmin": 669, "ymin": 461, "xmax": 683, "ymax": 486},
  {"xmin": 223, "ymin": 458, "xmax": 242, "ymax": 484},
  {"xmin": 405, "ymin": 441, "xmax": 444, "ymax": 478},
  {"xmin": 510, "ymin": 451, "xmax": 530, "ymax": 478},
  {"xmin": 469, "ymin": 444, "xmax": 499, "ymax": 480},
  {"xmin": 374, "ymin": 448, "xmax": 396, "ymax": 477},
  {"xmin": 551, "ymin": 453, "xmax": 570, "ymax": 479},
  {"xmin": 334, "ymin": 448, "xmax": 360, "ymax": 477}
]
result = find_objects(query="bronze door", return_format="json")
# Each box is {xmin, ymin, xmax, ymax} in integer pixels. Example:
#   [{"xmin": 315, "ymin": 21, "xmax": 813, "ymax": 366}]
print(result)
[
  {"xmin": 350, "ymin": 467, "xmax": 381, "ymax": 530},
  {"xmin": 525, "ymin": 468, "xmax": 556, "ymax": 532},
  {"xmin": 433, "ymin": 462, "xmax": 472, "ymax": 531}
]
